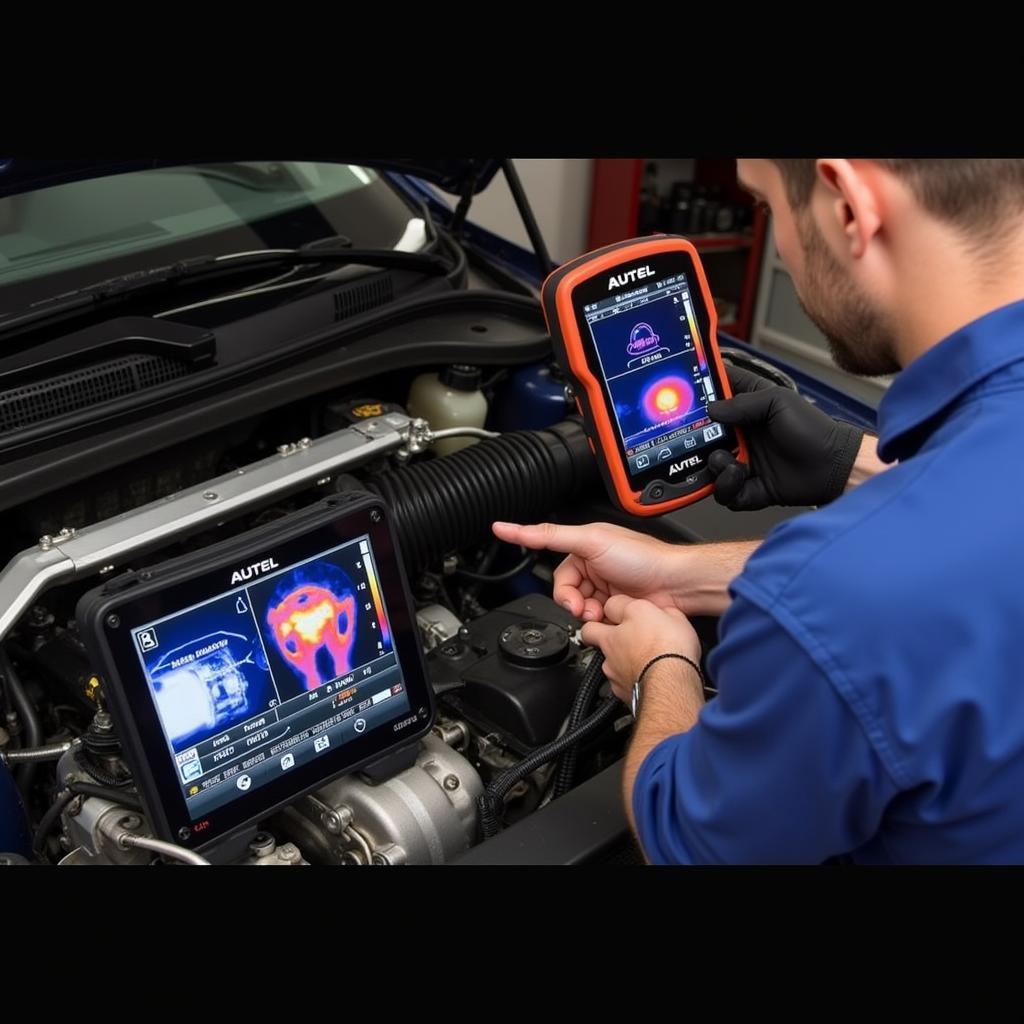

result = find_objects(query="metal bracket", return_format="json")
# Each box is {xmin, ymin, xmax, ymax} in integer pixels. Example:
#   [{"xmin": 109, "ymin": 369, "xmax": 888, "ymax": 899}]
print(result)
[{"xmin": 0, "ymin": 414, "xmax": 412, "ymax": 641}]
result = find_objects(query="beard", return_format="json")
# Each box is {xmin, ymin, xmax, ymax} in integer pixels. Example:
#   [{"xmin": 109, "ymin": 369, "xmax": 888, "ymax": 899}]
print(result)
[{"xmin": 793, "ymin": 215, "xmax": 902, "ymax": 377}]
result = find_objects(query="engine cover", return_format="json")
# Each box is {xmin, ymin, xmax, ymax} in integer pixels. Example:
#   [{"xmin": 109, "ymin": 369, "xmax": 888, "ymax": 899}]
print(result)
[{"xmin": 428, "ymin": 595, "xmax": 585, "ymax": 748}]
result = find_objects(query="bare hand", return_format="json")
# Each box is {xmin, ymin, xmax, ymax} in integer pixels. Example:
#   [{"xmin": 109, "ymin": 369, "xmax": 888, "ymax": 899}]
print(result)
[
  {"xmin": 580, "ymin": 595, "xmax": 701, "ymax": 703},
  {"xmin": 492, "ymin": 520, "xmax": 681, "ymax": 622}
]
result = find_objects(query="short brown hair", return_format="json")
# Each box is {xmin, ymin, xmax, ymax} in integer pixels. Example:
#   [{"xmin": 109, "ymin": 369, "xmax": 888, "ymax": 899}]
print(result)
[{"xmin": 772, "ymin": 159, "xmax": 1024, "ymax": 236}]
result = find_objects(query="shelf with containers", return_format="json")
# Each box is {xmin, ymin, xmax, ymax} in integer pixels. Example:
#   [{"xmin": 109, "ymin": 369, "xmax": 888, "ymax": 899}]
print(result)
[{"xmin": 587, "ymin": 158, "xmax": 768, "ymax": 340}]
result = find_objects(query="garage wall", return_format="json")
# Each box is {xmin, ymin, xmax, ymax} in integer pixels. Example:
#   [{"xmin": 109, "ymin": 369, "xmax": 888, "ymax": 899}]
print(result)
[{"xmin": 456, "ymin": 159, "xmax": 594, "ymax": 264}]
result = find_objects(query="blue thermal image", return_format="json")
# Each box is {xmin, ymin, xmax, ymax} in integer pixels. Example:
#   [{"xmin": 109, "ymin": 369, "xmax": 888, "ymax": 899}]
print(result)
[{"xmin": 150, "ymin": 632, "xmax": 253, "ymax": 744}]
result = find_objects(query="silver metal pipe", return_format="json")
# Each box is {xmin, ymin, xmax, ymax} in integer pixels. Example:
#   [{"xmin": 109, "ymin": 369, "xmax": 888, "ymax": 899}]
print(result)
[
  {"xmin": 1, "ymin": 741, "xmax": 73, "ymax": 765},
  {"xmin": 344, "ymin": 825, "xmax": 374, "ymax": 865},
  {"xmin": 118, "ymin": 834, "xmax": 211, "ymax": 866},
  {"xmin": 428, "ymin": 426, "xmax": 500, "ymax": 442}
]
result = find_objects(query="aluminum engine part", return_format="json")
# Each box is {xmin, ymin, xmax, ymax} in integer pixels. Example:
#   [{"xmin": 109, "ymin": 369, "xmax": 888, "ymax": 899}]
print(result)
[
  {"xmin": 416, "ymin": 604, "xmax": 462, "ymax": 652},
  {"xmin": 58, "ymin": 799, "xmax": 154, "ymax": 865},
  {"xmin": 54, "ymin": 746, "xmax": 151, "ymax": 865},
  {"xmin": 280, "ymin": 734, "xmax": 482, "ymax": 864},
  {"xmin": 241, "ymin": 831, "xmax": 308, "ymax": 866}
]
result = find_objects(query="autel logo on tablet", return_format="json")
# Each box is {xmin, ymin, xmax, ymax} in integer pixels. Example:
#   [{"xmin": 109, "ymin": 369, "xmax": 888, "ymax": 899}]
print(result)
[{"xmin": 230, "ymin": 558, "xmax": 280, "ymax": 585}]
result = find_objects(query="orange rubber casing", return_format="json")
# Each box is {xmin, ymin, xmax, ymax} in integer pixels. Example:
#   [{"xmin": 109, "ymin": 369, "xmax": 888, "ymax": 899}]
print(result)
[{"xmin": 541, "ymin": 235, "xmax": 747, "ymax": 516}]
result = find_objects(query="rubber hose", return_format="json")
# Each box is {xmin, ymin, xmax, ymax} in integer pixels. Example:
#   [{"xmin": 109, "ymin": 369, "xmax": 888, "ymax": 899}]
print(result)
[
  {"xmin": 0, "ymin": 648, "xmax": 42, "ymax": 793},
  {"xmin": 552, "ymin": 651, "xmax": 608, "ymax": 800},
  {"xmin": 478, "ymin": 693, "xmax": 623, "ymax": 839},
  {"xmin": 67, "ymin": 782, "xmax": 144, "ymax": 812},
  {"xmin": 32, "ymin": 788, "xmax": 77, "ymax": 863},
  {"xmin": 369, "ymin": 421, "xmax": 595, "ymax": 575}
]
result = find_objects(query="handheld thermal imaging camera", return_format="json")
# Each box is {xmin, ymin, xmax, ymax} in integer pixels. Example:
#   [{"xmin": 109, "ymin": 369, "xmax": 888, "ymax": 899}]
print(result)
[{"xmin": 542, "ymin": 235, "xmax": 747, "ymax": 516}]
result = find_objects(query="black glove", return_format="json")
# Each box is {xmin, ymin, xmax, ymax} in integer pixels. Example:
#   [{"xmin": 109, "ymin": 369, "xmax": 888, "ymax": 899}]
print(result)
[{"xmin": 705, "ymin": 365, "xmax": 865, "ymax": 510}]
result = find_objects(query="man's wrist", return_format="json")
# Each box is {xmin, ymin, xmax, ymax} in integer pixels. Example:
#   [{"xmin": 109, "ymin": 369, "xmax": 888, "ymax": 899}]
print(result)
[
  {"xmin": 844, "ymin": 434, "xmax": 888, "ymax": 491},
  {"xmin": 623, "ymin": 658, "xmax": 705, "ymax": 838},
  {"xmin": 669, "ymin": 541, "xmax": 760, "ymax": 617},
  {"xmin": 635, "ymin": 658, "xmax": 705, "ymax": 717}
]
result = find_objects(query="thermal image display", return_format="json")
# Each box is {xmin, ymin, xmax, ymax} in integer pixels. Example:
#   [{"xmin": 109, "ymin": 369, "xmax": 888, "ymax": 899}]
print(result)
[{"xmin": 267, "ymin": 581, "xmax": 357, "ymax": 691}]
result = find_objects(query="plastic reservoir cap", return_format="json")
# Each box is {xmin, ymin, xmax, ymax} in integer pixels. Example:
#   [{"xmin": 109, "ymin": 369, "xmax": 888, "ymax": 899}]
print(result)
[{"xmin": 440, "ymin": 364, "xmax": 482, "ymax": 391}]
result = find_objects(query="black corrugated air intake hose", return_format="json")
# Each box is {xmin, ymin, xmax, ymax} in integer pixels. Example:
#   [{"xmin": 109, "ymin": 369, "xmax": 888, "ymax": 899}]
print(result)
[{"xmin": 368, "ymin": 420, "xmax": 597, "ymax": 575}]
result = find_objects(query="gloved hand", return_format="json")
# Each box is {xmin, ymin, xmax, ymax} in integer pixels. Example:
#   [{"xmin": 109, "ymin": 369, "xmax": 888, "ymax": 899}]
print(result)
[{"xmin": 706, "ymin": 364, "xmax": 864, "ymax": 510}]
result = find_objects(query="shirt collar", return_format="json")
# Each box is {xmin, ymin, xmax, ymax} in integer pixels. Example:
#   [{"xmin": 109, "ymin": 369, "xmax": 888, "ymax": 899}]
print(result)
[{"xmin": 877, "ymin": 298, "xmax": 1024, "ymax": 462}]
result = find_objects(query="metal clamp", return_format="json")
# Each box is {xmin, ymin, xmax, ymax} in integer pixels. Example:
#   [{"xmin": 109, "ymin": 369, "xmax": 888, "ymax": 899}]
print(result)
[{"xmin": 395, "ymin": 418, "xmax": 500, "ymax": 464}]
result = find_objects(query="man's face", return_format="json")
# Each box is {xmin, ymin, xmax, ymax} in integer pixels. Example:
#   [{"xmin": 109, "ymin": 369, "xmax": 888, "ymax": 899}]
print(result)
[{"xmin": 736, "ymin": 159, "xmax": 900, "ymax": 377}]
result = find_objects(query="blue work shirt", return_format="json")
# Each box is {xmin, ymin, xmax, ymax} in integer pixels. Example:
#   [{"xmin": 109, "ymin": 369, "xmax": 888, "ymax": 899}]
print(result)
[{"xmin": 634, "ymin": 299, "xmax": 1024, "ymax": 864}]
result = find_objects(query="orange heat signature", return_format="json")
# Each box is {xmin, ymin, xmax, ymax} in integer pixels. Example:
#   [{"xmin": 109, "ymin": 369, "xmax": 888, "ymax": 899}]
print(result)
[
  {"xmin": 654, "ymin": 386, "xmax": 680, "ymax": 412},
  {"xmin": 267, "ymin": 584, "xmax": 357, "ymax": 691}
]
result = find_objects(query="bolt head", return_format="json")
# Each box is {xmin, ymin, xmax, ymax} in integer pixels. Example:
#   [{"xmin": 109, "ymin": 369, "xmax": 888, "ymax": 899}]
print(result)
[
  {"xmin": 249, "ymin": 832, "xmax": 275, "ymax": 856},
  {"xmin": 105, "ymin": 614, "xmax": 120, "ymax": 629},
  {"xmin": 443, "ymin": 774, "xmax": 460, "ymax": 791}
]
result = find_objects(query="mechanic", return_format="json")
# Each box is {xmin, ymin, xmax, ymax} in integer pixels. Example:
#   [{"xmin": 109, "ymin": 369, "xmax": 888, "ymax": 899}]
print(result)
[{"xmin": 495, "ymin": 159, "xmax": 1024, "ymax": 863}]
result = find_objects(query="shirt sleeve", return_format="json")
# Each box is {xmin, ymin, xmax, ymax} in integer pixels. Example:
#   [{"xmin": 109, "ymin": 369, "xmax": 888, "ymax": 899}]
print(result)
[{"xmin": 632, "ymin": 595, "xmax": 901, "ymax": 864}]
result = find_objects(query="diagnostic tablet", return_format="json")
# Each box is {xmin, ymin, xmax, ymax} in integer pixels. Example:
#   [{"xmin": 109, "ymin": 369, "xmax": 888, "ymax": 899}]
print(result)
[{"xmin": 77, "ymin": 493, "xmax": 433, "ymax": 852}]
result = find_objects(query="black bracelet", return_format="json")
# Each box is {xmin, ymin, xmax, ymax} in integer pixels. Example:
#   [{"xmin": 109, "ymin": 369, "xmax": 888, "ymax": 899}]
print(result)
[{"xmin": 637, "ymin": 652, "xmax": 705, "ymax": 688}]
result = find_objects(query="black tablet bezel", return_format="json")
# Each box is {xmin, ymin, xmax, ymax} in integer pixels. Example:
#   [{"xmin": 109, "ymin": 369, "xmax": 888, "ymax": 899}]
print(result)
[{"xmin": 78, "ymin": 495, "xmax": 433, "ymax": 852}]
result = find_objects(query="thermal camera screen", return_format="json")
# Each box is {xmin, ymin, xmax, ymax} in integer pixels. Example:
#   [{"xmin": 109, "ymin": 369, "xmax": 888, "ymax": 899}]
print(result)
[
  {"xmin": 583, "ymin": 269, "xmax": 730, "ymax": 481},
  {"xmin": 129, "ymin": 533, "xmax": 408, "ymax": 820}
]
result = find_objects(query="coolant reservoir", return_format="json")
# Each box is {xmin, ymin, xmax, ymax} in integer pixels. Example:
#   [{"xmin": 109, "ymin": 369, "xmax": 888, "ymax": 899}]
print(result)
[{"xmin": 407, "ymin": 365, "xmax": 488, "ymax": 456}]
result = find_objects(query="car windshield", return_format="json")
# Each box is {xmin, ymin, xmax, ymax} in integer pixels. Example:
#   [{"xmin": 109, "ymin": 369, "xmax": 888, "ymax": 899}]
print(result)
[{"xmin": 0, "ymin": 162, "xmax": 424, "ymax": 309}]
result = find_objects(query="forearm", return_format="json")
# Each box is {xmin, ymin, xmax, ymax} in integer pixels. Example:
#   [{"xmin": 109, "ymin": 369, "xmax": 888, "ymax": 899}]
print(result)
[
  {"xmin": 844, "ymin": 434, "xmax": 888, "ymax": 491},
  {"xmin": 671, "ymin": 540, "xmax": 761, "ymax": 617},
  {"xmin": 623, "ymin": 661, "xmax": 705, "ymax": 837}
]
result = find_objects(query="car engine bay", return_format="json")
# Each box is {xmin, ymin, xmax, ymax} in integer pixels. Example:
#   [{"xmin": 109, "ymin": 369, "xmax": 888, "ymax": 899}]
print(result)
[
  {"xmin": 0, "ymin": 162, "xmax": 823, "ymax": 867},
  {"xmin": 0, "ymin": 353, "xmax": 685, "ymax": 866}
]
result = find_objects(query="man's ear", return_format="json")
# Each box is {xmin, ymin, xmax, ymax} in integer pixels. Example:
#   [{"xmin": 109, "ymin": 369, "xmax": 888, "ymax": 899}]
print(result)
[{"xmin": 815, "ymin": 159, "xmax": 883, "ymax": 260}]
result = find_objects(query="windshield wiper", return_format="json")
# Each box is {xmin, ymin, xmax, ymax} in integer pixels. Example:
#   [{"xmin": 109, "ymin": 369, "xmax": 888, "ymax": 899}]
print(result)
[{"xmin": 0, "ymin": 236, "xmax": 452, "ymax": 336}]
